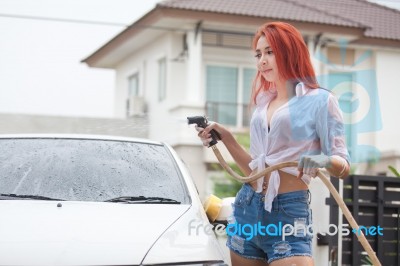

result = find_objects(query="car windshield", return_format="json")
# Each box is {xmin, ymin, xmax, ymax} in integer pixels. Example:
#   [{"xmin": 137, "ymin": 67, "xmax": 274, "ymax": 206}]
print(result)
[{"xmin": 0, "ymin": 138, "xmax": 189, "ymax": 203}]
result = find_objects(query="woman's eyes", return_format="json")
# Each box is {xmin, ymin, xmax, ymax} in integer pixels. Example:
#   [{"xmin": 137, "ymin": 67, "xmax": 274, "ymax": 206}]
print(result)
[{"xmin": 254, "ymin": 51, "xmax": 273, "ymax": 58}]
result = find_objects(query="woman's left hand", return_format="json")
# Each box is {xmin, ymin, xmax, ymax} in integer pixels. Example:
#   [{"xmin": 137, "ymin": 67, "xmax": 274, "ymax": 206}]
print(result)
[{"xmin": 297, "ymin": 154, "xmax": 331, "ymax": 178}]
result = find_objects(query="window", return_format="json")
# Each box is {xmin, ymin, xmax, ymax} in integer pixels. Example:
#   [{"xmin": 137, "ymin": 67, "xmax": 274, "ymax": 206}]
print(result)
[
  {"xmin": 128, "ymin": 73, "xmax": 139, "ymax": 97},
  {"xmin": 206, "ymin": 65, "xmax": 256, "ymax": 127},
  {"xmin": 0, "ymin": 138, "xmax": 189, "ymax": 203},
  {"xmin": 126, "ymin": 73, "xmax": 140, "ymax": 116},
  {"xmin": 158, "ymin": 58, "xmax": 167, "ymax": 101},
  {"xmin": 242, "ymin": 68, "xmax": 256, "ymax": 126}
]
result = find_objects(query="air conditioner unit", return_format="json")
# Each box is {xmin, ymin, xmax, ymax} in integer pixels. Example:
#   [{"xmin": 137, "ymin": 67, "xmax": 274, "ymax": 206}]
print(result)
[{"xmin": 127, "ymin": 96, "xmax": 146, "ymax": 117}]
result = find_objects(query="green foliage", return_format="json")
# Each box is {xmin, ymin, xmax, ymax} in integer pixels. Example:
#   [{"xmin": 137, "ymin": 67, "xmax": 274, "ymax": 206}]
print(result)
[
  {"xmin": 212, "ymin": 164, "xmax": 243, "ymax": 198},
  {"xmin": 211, "ymin": 133, "xmax": 250, "ymax": 198},
  {"xmin": 350, "ymin": 165, "xmax": 357, "ymax": 175},
  {"xmin": 235, "ymin": 133, "xmax": 250, "ymax": 148},
  {"xmin": 388, "ymin": 165, "xmax": 400, "ymax": 177}
]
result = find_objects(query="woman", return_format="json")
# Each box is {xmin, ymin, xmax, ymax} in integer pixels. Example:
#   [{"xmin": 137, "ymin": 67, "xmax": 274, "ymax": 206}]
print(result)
[{"xmin": 196, "ymin": 22, "xmax": 350, "ymax": 266}]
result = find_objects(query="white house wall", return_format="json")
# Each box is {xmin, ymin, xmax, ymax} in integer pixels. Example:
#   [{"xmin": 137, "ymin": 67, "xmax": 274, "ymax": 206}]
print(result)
[
  {"xmin": 374, "ymin": 49, "xmax": 400, "ymax": 174},
  {"xmin": 375, "ymin": 49, "xmax": 400, "ymax": 152},
  {"xmin": 352, "ymin": 48, "xmax": 378, "ymax": 166},
  {"xmin": 114, "ymin": 32, "xmax": 185, "ymax": 138}
]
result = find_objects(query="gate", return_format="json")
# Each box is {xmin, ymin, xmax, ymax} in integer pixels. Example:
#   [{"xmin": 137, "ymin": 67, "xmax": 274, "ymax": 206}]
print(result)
[{"xmin": 326, "ymin": 175, "xmax": 400, "ymax": 265}]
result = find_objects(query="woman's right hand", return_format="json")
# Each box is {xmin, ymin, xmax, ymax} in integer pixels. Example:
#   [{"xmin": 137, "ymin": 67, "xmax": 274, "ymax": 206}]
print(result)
[{"xmin": 195, "ymin": 122, "xmax": 229, "ymax": 147}]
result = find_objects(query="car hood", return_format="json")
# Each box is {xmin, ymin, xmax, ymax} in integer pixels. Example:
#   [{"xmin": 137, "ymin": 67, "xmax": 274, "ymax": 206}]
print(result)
[{"xmin": 0, "ymin": 200, "xmax": 193, "ymax": 266}]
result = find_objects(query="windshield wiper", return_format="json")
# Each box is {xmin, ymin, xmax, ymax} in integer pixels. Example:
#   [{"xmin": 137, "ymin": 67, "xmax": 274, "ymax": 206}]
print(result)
[
  {"xmin": 104, "ymin": 196, "xmax": 181, "ymax": 204},
  {"xmin": 0, "ymin": 193, "xmax": 65, "ymax": 201}
]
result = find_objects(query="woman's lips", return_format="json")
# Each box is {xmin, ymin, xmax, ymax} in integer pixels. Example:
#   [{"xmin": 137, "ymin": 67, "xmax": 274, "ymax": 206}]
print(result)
[{"xmin": 262, "ymin": 69, "xmax": 272, "ymax": 74}]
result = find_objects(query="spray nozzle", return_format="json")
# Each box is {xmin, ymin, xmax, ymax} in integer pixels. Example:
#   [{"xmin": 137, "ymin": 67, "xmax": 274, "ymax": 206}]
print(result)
[{"xmin": 187, "ymin": 115, "xmax": 221, "ymax": 147}]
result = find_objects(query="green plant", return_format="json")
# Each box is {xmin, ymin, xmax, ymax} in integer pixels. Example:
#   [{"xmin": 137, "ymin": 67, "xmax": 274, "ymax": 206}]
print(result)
[{"xmin": 388, "ymin": 165, "xmax": 400, "ymax": 177}]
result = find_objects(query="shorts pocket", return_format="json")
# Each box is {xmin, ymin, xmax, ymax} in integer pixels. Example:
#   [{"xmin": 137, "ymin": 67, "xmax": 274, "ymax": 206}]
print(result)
[
  {"xmin": 233, "ymin": 189, "xmax": 246, "ymax": 208},
  {"xmin": 280, "ymin": 200, "xmax": 309, "ymax": 218}
]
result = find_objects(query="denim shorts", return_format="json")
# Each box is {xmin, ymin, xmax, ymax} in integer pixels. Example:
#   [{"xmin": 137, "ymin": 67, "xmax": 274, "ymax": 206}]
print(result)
[{"xmin": 226, "ymin": 183, "xmax": 313, "ymax": 264}]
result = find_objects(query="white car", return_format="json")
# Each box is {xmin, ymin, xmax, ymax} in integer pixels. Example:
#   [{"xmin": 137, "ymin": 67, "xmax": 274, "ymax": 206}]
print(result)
[{"xmin": 0, "ymin": 135, "xmax": 227, "ymax": 266}]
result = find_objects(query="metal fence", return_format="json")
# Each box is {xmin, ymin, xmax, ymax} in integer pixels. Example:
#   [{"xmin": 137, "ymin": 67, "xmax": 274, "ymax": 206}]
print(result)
[{"xmin": 326, "ymin": 175, "xmax": 400, "ymax": 266}]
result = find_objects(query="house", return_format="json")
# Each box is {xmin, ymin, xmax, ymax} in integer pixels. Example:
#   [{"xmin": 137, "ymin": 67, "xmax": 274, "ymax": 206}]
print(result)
[
  {"xmin": 82, "ymin": 0, "xmax": 400, "ymax": 190},
  {"xmin": 83, "ymin": 0, "xmax": 400, "ymax": 264}
]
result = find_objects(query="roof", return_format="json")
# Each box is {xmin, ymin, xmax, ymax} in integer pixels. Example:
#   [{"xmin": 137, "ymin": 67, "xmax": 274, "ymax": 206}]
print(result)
[
  {"xmin": 158, "ymin": 0, "xmax": 400, "ymax": 41},
  {"xmin": 83, "ymin": 0, "xmax": 400, "ymax": 67}
]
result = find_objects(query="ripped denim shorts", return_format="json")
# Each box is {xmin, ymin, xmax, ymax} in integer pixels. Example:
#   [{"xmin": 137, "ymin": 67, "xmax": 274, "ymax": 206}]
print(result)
[{"xmin": 226, "ymin": 183, "xmax": 313, "ymax": 264}]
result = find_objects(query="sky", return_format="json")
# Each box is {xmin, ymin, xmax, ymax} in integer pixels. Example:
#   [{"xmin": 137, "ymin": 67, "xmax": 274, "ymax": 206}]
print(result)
[
  {"xmin": 369, "ymin": 0, "xmax": 400, "ymax": 9},
  {"xmin": 0, "ymin": 0, "xmax": 399, "ymax": 118},
  {"xmin": 0, "ymin": 0, "xmax": 160, "ymax": 118}
]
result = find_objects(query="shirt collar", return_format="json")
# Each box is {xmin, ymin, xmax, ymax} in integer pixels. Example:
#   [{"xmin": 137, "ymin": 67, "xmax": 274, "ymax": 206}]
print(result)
[
  {"xmin": 295, "ymin": 82, "xmax": 310, "ymax": 97},
  {"xmin": 257, "ymin": 82, "xmax": 311, "ymax": 106}
]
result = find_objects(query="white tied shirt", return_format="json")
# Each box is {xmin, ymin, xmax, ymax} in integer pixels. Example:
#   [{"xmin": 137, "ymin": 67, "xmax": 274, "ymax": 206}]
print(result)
[{"xmin": 249, "ymin": 82, "xmax": 350, "ymax": 212}]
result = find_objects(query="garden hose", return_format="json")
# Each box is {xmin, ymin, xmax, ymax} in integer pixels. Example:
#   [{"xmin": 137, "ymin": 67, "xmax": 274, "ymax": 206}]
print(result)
[{"xmin": 210, "ymin": 145, "xmax": 382, "ymax": 266}]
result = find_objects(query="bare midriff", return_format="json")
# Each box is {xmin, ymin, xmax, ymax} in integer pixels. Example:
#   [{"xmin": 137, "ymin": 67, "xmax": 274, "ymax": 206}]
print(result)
[{"xmin": 249, "ymin": 169, "xmax": 308, "ymax": 195}]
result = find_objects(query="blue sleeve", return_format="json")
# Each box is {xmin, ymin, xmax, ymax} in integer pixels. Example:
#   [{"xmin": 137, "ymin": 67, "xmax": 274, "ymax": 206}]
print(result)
[{"xmin": 316, "ymin": 93, "xmax": 350, "ymax": 163}]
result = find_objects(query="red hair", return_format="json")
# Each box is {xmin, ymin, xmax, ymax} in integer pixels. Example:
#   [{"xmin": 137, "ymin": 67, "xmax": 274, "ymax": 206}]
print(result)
[{"xmin": 251, "ymin": 22, "xmax": 319, "ymax": 105}]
